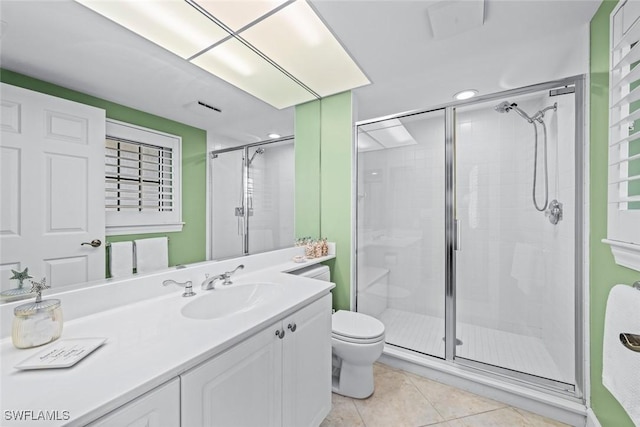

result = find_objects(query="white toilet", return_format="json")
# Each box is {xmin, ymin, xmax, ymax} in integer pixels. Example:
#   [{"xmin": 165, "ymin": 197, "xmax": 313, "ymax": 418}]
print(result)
[
  {"xmin": 292, "ymin": 265, "xmax": 386, "ymax": 399},
  {"xmin": 331, "ymin": 310, "xmax": 385, "ymax": 398}
]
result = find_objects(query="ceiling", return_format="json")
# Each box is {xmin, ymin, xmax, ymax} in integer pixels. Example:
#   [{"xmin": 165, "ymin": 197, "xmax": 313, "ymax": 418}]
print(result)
[{"xmin": 0, "ymin": 0, "xmax": 600, "ymax": 147}]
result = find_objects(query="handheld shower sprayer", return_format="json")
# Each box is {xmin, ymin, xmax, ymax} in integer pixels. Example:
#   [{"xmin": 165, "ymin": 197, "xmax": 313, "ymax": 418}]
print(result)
[
  {"xmin": 494, "ymin": 99, "xmax": 560, "ymax": 223},
  {"xmin": 248, "ymin": 147, "xmax": 265, "ymax": 166}
]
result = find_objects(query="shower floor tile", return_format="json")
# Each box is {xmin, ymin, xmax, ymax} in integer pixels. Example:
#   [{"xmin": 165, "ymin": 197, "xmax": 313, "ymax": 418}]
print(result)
[
  {"xmin": 320, "ymin": 363, "xmax": 570, "ymax": 427},
  {"xmin": 378, "ymin": 308, "xmax": 568, "ymax": 384}
]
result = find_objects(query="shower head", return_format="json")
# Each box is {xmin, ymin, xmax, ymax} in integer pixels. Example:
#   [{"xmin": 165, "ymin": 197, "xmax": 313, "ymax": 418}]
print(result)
[
  {"xmin": 495, "ymin": 101, "xmax": 533, "ymax": 122},
  {"xmin": 495, "ymin": 101, "xmax": 514, "ymax": 113},
  {"xmin": 248, "ymin": 147, "xmax": 265, "ymax": 165}
]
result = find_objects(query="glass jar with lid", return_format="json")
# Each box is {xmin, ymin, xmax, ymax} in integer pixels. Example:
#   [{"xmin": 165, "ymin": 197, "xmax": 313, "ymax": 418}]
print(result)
[{"xmin": 11, "ymin": 278, "xmax": 63, "ymax": 349}]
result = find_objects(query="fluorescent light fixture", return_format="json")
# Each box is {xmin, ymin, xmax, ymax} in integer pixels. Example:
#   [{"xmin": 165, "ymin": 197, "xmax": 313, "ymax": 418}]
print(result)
[
  {"xmin": 268, "ymin": 133, "xmax": 281, "ymax": 139},
  {"xmin": 454, "ymin": 89, "xmax": 478, "ymax": 100},
  {"xmin": 241, "ymin": 0, "xmax": 370, "ymax": 98},
  {"xmin": 191, "ymin": 37, "xmax": 316, "ymax": 109},
  {"xmin": 75, "ymin": 0, "xmax": 228, "ymax": 59},
  {"xmin": 76, "ymin": 0, "xmax": 370, "ymax": 109},
  {"xmin": 357, "ymin": 131, "xmax": 384, "ymax": 152},
  {"xmin": 194, "ymin": 0, "xmax": 288, "ymax": 32},
  {"xmin": 360, "ymin": 119, "xmax": 417, "ymax": 150}
]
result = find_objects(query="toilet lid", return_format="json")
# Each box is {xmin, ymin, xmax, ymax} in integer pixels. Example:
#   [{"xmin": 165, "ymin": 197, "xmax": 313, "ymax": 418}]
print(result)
[{"xmin": 332, "ymin": 310, "xmax": 385, "ymax": 340}]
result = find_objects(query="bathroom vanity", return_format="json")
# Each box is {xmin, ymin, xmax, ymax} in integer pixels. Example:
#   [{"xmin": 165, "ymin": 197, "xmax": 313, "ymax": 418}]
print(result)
[{"xmin": 0, "ymin": 247, "xmax": 335, "ymax": 426}]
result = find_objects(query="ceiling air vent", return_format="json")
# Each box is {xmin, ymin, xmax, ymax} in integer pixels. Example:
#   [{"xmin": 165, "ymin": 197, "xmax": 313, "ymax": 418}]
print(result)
[
  {"xmin": 197, "ymin": 101, "xmax": 222, "ymax": 113},
  {"xmin": 184, "ymin": 100, "xmax": 222, "ymax": 116},
  {"xmin": 427, "ymin": 0, "xmax": 485, "ymax": 40}
]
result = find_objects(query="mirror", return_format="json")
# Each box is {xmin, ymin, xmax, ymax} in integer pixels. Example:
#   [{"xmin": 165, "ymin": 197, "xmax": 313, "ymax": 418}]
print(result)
[{"xmin": 0, "ymin": 1, "xmax": 322, "ymax": 302}]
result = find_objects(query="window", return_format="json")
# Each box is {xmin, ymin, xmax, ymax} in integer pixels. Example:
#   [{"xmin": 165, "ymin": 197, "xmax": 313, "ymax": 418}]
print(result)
[
  {"xmin": 606, "ymin": 0, "xmax": 640, "ymax": 271},
  {"xmin": 105, "ymin": 120, "xmax": 182, "ymax": 235}
]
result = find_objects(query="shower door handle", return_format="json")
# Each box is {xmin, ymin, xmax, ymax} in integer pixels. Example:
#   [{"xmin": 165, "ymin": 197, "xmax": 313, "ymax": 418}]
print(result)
[
  {"xmin": 454, "ymin": 219, "xmax": 461, "ymax": 251},
  {"xmin": 235, "ymin": 207, "xmax": 244, "ymax": 236}
]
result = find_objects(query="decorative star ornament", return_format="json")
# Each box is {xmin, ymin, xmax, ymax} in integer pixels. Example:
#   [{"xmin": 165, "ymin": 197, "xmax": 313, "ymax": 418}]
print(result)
[
  {"xmin": 10, "ymin": 268, "xmax": 33, "ymax": 289},
  {"xmin": 29, "ymin": 277, "xmax": 49, "ymax": 303}
]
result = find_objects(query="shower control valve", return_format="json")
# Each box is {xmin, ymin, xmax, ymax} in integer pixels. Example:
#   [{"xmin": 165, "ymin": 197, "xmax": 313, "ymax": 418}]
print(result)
[{"xmin": 546, "ymin": 199, "xmax": 563, "ymax": 225}]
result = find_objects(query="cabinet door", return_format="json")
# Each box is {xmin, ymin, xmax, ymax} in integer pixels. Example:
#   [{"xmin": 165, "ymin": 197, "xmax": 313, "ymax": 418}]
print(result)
[
  {"xmin": 87, "ymin": 378, "xmax": 179, "ymax": 427},
  {"xmin": 181, "ymin": 323, "xmax": 283, "ymax": 427},
  {"xmin": 282, "ymin": 294, "xmax": 332, "ymax": 427}
]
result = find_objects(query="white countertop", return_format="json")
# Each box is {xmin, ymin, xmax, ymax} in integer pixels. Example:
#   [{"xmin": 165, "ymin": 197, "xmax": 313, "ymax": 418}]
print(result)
[{"xmin": 0, "ymin": 250, "xmax": 335, "ymax": 426}]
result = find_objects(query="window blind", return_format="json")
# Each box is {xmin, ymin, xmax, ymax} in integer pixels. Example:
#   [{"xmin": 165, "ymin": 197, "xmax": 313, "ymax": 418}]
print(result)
[
  {"xmin": 610, "ymin": 12, "xmax": 640, "ymax": 211},
  {"xmin": 105, "ymin": 137, "xmax": 174, "ymax": 212}
]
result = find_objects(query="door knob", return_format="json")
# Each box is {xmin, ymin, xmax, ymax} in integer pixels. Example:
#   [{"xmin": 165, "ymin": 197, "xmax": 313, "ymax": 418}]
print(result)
[{"xmin": 81, "ymin": 239, "xmax": 102, "ymax": 248}]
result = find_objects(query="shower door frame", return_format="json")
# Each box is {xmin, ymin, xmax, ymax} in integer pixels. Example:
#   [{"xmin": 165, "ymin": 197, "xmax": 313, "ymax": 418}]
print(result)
[
  {"xmin": 353, "ymin": 75, "xmax": 586, "ymax": 400},
  {"xmin": 209, "ymin": 135, "xmax": 294, "ymax": 258}
]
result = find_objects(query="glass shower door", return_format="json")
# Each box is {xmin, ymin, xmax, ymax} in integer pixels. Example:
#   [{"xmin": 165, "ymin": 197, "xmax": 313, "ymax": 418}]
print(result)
[
  {"xmin": 454, "ymin": 89, "xmax": 576, "ymax": 387},
  {"xmin": 210, "ymin": 149, "xmax": 245, "ymax": 259},
  {"xmin": 356, "ymin": 110, "xmax": 446, "ymax": 358},
  {"xmin": 247, "ymin": 140, "xmax": 295, "ymax": 254}
]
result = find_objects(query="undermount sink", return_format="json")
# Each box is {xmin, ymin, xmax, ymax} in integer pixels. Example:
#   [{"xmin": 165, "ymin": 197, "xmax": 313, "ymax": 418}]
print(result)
[{"xmin": 181, "ymin": 282, "xmax": 283, "ymax": 320}]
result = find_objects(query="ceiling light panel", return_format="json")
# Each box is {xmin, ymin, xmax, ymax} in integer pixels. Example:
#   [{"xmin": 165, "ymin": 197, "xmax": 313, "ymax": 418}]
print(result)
[
  {"xmin": 364, "ymin": 124, "xmax": 417, "ymax": 149},
  {"xmin": 191, "ymin": 37, "xmax": 316, "ymax": 109},
  {"xmin": 241, "ymin": 0, "xmax": 370, "ymax": 98},
  {"xmin": 192, "ymin": 0, "xmax": 288, "ymax": 31},
  {"xmin": 75, "ymin": 0, "xmax": 229, "ymax": 59},
  {"xmin": 357, "ymin": 131, "xmax": 384, "ymax": 152}
]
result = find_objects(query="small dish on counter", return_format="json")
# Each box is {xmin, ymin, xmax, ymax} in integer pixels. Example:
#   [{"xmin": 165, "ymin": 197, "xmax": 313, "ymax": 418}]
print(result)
[
  {"xmin": 14, "ymin": 338, "xmax": 107, "ymax": 370},
  {"xmin": 292, "ymin": 255, "xmax": 306, "ymax": 263}
]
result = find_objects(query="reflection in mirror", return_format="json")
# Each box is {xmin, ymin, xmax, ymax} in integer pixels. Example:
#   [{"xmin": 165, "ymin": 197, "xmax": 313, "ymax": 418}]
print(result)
[
  {"xmin": 0, "ymin": 1, "xmax": 320, "ymax": 304},
  {"xmin": 210, "ymin": 137, "xmax": 295, "ymax": 260}
]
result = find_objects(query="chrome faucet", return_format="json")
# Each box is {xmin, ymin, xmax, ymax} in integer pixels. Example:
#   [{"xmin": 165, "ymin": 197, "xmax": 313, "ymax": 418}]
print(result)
[
  {"xmin": 162, "ymin": 279, "xmax": 196, "ymax": 297},
  {"xmin": 201, "ymin": 264, "xmax": 245, "ymax": 290}
]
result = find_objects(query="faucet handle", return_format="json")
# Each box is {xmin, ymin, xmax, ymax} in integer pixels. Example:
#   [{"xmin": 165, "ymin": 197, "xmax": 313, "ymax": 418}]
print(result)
[
  {"xmin": 221, "ymin": 264, "xmax": 245, "ymax": 285},
  {"xmin": 162, "ymin": 279, "xmax": 196, "ymax": 297}
]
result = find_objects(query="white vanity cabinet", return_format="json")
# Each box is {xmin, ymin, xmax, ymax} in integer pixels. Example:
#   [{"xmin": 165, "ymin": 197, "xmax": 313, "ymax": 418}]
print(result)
[
  {"xmin": 181, "ymin": 294, "xmax": 332, "ymax": 427},
  {"xmin": 281, "ymin": 294, "xmax": 332, "ymax": 427},
  {"xmin": 87, "ymin": 378, "xmax": 180, "ymax": 427}
]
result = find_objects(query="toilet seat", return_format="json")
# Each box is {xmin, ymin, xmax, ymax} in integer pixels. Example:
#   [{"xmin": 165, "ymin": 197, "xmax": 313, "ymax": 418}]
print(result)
[
  {"xmin": 332, "ymin": 310, "xmax": 385, "ymax": 343},
  {"xmin": 332, "ymin": 332, "xmax": 384, "ymax": 344}
]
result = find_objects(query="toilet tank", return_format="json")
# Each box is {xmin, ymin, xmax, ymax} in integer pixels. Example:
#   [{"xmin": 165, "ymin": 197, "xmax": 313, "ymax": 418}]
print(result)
[{"xmin": 290, "ymin": 264, "xmax": 331, "ymax": 282}]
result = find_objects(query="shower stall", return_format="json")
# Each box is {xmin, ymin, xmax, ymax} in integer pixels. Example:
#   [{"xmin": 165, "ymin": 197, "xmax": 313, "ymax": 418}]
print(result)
[
  {"xmin": 210, "ymin": 137, "xmax": 294, "ymax": 260},
  {"xmin": 355, "ymin": 77, "xmax": 584, "ymax": 398}
]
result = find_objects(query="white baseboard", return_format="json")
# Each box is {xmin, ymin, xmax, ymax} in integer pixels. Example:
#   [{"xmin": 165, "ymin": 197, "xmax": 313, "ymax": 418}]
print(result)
[{"xmin": 585, "ymin": 409, "xmax": 602, "ymax": 427}]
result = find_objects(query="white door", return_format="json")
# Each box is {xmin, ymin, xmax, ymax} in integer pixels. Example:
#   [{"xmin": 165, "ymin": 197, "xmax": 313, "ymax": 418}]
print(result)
[{"xmin": 0, "ymin": 83, "xmax": 106, "ymax": 295}]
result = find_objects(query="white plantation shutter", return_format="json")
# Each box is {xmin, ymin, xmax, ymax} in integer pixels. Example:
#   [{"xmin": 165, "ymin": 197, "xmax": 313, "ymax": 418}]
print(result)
[
  {"xmin": 105, "ymin": 120, "xmax": 183, "ymax": 235},
  {"xmin": 606, "ymin": 0, "xmax": 640, "ymax": 270},
  {"xmin": 105, "ymin": 138, "xmax": 174, "ymax": 211}
]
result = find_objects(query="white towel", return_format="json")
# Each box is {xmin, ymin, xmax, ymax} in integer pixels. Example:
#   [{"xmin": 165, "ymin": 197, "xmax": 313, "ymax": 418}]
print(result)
[
  {"xmin": 109, "ymin": 241, "xmax": 133, "ymax": 278},
  {"xmin": 603, "ymin": 284, "xmax": 640, "ymax": 425},
  {"xmin": 134, "ymin": 237, "xmax": 169, "ymax": 274}
]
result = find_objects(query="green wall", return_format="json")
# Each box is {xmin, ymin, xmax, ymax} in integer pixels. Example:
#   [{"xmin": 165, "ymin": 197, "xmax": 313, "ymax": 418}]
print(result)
[
  {"xmin": 0, "ymin": 69, "xmax": 208, "ymax": 270},
  {"xmin": 295, "ymin": 91, "xmax": 353, "ymax": 311},
  {"xmin": 295, "ymin": 100, "xmax": 321, "ymax": 238},
  {"xmin": 320, "ymin": 92, "xmax": 353, "ymax": 311},
  {"xmin": 590, "ymin": 3, "xmax": 638, "ymax": 426}
]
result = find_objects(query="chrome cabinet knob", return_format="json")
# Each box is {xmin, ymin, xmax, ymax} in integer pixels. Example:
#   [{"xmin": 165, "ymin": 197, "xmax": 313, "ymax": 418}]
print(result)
[
  {"xmin": 275, "ymin": 329, "xmax": 285, "ymax": 339},
  {"xmin": 287, "ymin": 323, "xmax": 297, "ymax": 332}
]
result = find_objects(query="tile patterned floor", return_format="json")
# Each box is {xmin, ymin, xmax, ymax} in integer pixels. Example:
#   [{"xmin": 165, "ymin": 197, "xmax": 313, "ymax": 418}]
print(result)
[
  {"xmin": 320, "ymin": 363, "xmax": 570, "ymax": 427},
  {"xmin": 379, "ymin": 309, "xmax": 568, "ymax": 383}
]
